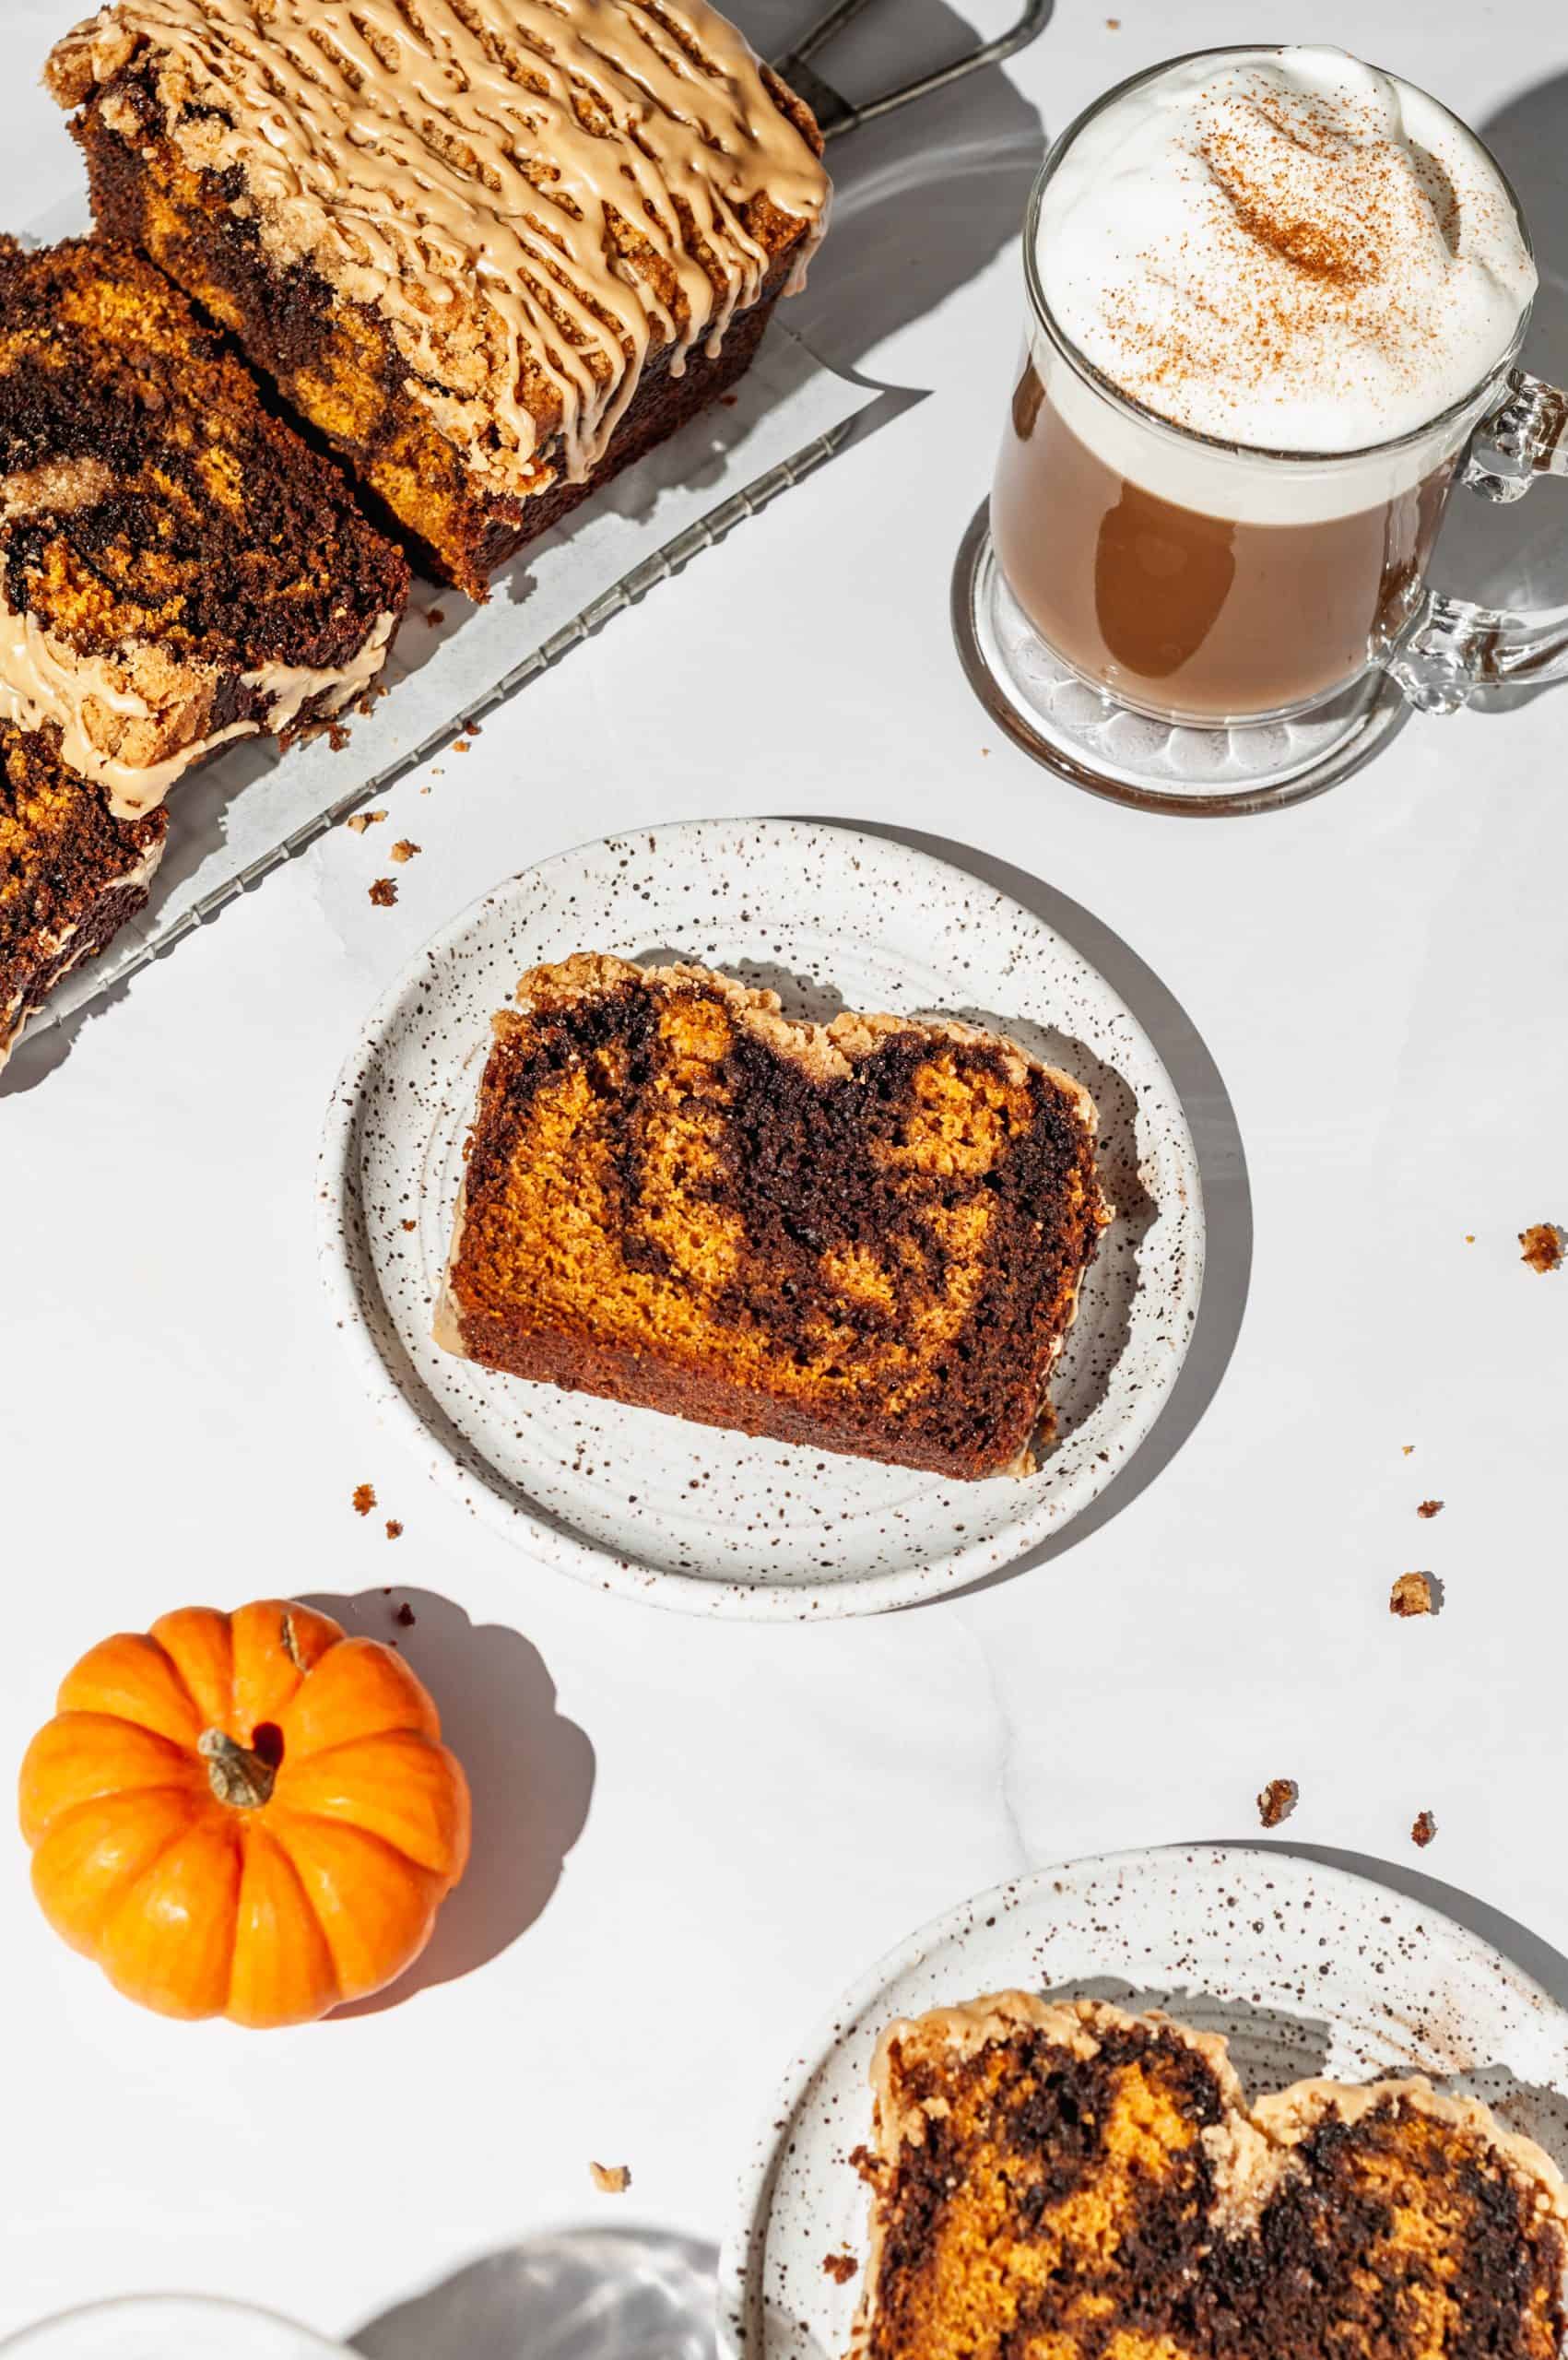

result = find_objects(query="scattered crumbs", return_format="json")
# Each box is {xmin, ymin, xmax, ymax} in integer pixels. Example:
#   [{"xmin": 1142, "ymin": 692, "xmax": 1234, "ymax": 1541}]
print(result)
[
  {"xmin": 464, "ymin": 717, "xmax": 484, "ymax": 737},
  {"xmin": 1416, "ymin": 1499, "xmax": 1443, "ymax": 1520},
  {"xmin": 1411, "ymin": 1809, "xmax": 1438, "ymax": 1849},
  {"xmin": 345, "ymin": 809, "xmax": 387, "ymax": 833},
  {"xmin": 1390, "ymin": 1571, "xmax": 1434, "ymax": 1618},
  {"xmin": 1464, "ymin": 1233, "xmax": 1475, "ymax": 1244},
  {"xmin": 351, "ymin": 1482, "xmax": 376, "ymax": 1516},
  {"xmin": 1257, "ymin": 1776, "xmax": 1297, "ymax": 1829},
  {"xmin": 1520, "ymin": 1221, "xmax": 1563, "ymax": 1274},
  {"xmin": 453, "ymin": 738, "xmax": 471, "ymax": 754},
  {"xmin": 719, "ymin": 391, "xmax": 738, "ymax": 406},
  {"xmin": 369, "ymin": 877, "xmax": 398, "ymax": 906},
  {"xmin": 1401, "ymin": 1444, "xmax": 1415, "ymax": 1457},
  {"xmin": 326, "ymin": 722, "xmax": 351, "ymax": 751},
  {"xmin": 589, "ymin": 2162, "xmax": 631, "ymax": 2194},
  {"xmin": 425, "ymin": 606, "xmax": 446, "ymax": 627},
  {"xmin": 395, "ymin": 1599, "xmax": 415, "ymax": 1622},
  {"xmin": 822, "ymin": 2253, "xmax": 858, "ymax": 2285},
  {"xmin": 386, "ymin": 1521, "xmax": 405, "ymax": 1544},
  {"xmin": 401, "ymin": 1218, "xmax": 417, "ymax": 1233},
  {"xmin": 389, "ymin": 838, "xmax": 421, "ymax": 863}
]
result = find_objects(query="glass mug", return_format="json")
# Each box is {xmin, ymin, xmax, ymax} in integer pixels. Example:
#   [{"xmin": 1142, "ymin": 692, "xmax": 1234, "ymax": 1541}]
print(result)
[{"xmin": 960, "ymin": 49, "xmax": 1568, "ymax": 813}]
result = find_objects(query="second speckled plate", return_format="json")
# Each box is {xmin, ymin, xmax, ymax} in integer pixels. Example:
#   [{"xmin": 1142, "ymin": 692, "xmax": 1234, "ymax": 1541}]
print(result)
[
  {"xmin": 719, "ymin": 1847, "xmax": 1568, "ymax": 2360},
  {"xmin": 318, "ymin": 819, "xmax": 1202, "ymax": 1617}
]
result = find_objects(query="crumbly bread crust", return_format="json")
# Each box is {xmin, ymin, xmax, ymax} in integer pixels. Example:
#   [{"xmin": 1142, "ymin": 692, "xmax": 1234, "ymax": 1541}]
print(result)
[
  {"xmin": 437, "ymin": 954, "xmax": 1107, "ymax": 1480},
  {"xmin": 855, "ymin": 1991, "xmax": 1568, "ymax": 2360},
  {"xmin": 0, "ymin": 235, "xmax": 406, "ymax": 813}
]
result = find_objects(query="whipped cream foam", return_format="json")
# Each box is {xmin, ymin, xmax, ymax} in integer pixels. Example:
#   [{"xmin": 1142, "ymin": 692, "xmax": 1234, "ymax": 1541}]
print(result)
[{"xmin": 1037, "ymin": 48, "xmax": 1536, "ymax": 454}]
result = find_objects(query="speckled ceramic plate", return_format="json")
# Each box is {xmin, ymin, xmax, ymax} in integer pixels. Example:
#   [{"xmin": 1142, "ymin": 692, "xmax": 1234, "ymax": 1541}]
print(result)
[
  {"xmin": 319, "ymin": 819, "xmax": 1203, "ymax": 1617},
  {"xmin": 719, "ymin": 1846, "xmax": 1568, "ymax": 2360}
]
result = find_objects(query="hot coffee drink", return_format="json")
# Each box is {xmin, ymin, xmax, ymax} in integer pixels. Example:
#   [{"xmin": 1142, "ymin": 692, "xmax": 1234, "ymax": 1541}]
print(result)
[{"xmin": 993, "ymin": 48, "xmax": 1537, "ymax": 726}]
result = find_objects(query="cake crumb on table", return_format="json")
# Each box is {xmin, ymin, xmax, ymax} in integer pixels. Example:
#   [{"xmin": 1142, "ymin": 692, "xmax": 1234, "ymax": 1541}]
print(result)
[
  {"xmin": 386, "ymin": 1521, "xmax": 404, "ymax": 1543},
  {"xmin": 395, "ymin": 1598, "xmax": 415, "ymax": 1620},
  {"xmin": 1401, "ymin": 1444, "xmax": 1415, "ymax": 1456},
  {"xmin": 351, "ymin": 1482, "xmax": 376, "ymax": 1516},
  {"xmin": 1411, "ymin": 1810, "xmax": 1438, "ymax": 1848},
  {"xmin": 589, "ymin": 2162, "xmax": 631, "ymax": 2194},
  {"xmin": 345, "ymin": 809, "xmax": 387, "ymax": 832},
  {"xmin": 425, "ymin": 607, "xmax": 445, "ymax": 627},
  {"xmin": 389, "ymin": 839, "xmax": 420, "ymax": 863},
  {"xmin": 823, "ymin": 2253, "xmax": 858, "ymax": 2284},
  {"xmin": 1416, "ymin": 1499, "xmax": 1443, "ymax": 1519},
  {"xmin": 368, "ymin": 877, "xmax": 397, "ymax": 907},
  {"xmin": 1520, "ymin": 1221, "xmax": 1564, "ymax": 1274},
  {"xmin": 1390, "ymin": 1572, "xmax": 1434, "ymax": 1617},
  {"xmin": 1257, "ymin": 1777, "xmax": 1298, "ymax": 1828}
]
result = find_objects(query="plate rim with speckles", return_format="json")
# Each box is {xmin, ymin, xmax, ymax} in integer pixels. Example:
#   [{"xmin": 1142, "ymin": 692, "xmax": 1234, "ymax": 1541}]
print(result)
[{"xmin": 317, "ymin": 816, "xmax": 1204, "ymax": 1619}]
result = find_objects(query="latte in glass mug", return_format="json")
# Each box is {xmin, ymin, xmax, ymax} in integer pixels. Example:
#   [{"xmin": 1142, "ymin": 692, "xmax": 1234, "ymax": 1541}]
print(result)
[{"xmin": 992, "ymin": 48, "xmax": 1539, "ymax": 726}]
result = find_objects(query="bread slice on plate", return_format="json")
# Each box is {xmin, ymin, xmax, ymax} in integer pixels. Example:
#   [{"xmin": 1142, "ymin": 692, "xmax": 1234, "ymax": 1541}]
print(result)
[
  {"xmin": 435, "ymin": 955, "xmax": 1108, "ymax": 1481},
  {"xmin": 855, "ymin": 1990, "xmax": 1568, "ymax": 2358}
]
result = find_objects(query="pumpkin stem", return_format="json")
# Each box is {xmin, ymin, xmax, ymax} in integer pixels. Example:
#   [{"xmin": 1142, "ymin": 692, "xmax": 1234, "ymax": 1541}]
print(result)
[{"xmin": 199, "ymin": 1729, "xmax": 277, "ymax": 1811}]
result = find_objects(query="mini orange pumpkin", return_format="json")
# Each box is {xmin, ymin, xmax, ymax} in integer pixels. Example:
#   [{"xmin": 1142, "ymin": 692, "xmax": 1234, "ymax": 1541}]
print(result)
[{"xmin": 18, "ymin": 1599, "xmax": 470, "ymax": 2026}]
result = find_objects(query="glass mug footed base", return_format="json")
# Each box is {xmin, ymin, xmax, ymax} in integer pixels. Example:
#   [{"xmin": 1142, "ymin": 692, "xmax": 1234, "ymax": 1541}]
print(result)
[{"xmin": 953, "ymin": 507, "xmax": 1411, "ymax": 817}]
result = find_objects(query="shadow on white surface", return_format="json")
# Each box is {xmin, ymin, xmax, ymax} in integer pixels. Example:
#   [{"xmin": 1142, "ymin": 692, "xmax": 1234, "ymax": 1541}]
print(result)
[
  {"xmin": 301, "ymin": 1588, "xmax": 594, "ymax": 2014},
  {"xmin": 798, "ymin": 820, "xmax": 1251, "ymax": 1595},
  {"xmin": 350, "ymin": 2228, "xmax": 716, "ymax": 2360},
  {"xmin": 1432, "ymin": 64, "xmax": 1568, "ymax": 707},
  {"xmin": 764, "ymin": 0, "xmax": 1049, "ymax": 386}
]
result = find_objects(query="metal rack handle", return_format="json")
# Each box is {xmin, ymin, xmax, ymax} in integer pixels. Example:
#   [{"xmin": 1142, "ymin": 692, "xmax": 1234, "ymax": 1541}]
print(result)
[{"xmin": 772, "ymin": 0, "xmax": 1052, "ymax": 140}]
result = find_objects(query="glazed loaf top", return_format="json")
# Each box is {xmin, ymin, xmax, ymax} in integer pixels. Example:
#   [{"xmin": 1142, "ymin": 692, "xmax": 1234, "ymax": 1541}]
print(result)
[{"xmin": 50, "ymin": 0, "xmax": 831, "ymax": 500}]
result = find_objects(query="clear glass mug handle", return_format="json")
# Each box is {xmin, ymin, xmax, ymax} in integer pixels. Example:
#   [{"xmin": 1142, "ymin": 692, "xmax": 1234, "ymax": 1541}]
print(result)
[{"xmin": 1388, "ymin": 371, "xmax": 1568, "ymax": 713}]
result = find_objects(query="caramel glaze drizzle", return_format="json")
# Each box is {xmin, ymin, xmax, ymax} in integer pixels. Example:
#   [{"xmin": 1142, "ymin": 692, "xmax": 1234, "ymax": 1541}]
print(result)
[{"xmin": 59, "ymin": 0, "xmax": 831, "ymax": 493}]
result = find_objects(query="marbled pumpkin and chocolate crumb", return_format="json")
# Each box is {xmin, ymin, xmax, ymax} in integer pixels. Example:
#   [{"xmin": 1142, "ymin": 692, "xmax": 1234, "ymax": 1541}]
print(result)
[
  {"xmin": 0, "ymin": 714, "xmax": 163, "ymax": 1068},
  {"xmin": 436, "ymin": 955, "xmax": 1107, "ymax": 1480},
  {"xmin": 0, "ymin": 234, "xmax": 406, "ymax": 819},
  {"xmin": 853, "ymin": 1994, "xmax": 1568, "ymax": 2360}
]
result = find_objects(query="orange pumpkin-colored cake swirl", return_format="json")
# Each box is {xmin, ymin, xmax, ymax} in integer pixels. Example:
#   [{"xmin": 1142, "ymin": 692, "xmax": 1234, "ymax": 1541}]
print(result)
[
  {"xmin": 436, "ymin": 955, "xmax": 1107, "ymax": 1480},
  {"xmin": 855, "ymin": 1994, "xmax": 1568, "ymax": 2360}
]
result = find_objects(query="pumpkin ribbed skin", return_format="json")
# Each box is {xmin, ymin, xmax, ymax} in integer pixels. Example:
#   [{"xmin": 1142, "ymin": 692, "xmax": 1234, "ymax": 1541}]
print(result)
[{"xmin": 18, "ymin": 1600, "xmax": 471, "ymax": 2026}]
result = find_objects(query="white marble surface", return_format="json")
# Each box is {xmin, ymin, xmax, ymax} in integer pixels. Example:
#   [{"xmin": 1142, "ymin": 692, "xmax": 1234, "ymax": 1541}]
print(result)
[{"xmin": 2, "ymin": 0, "xmax": 1566, "ymax": 2347}]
